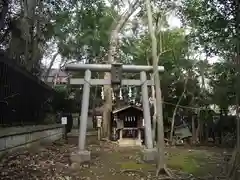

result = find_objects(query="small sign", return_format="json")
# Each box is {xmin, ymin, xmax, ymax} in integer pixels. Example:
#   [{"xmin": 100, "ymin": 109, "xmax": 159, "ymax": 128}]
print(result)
[
  {"xmin": 96, "ymin": 116, "xmax": 102, "ymax": 128},
  {"xmin": 61, "ymin": 117, "xmax": 67, "ymax": 125}
]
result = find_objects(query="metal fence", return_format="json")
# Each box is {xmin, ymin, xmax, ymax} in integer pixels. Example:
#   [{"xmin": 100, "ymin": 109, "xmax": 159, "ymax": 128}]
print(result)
[{"xmin": 0, "ymin": 52, "xmax": 53, "ymax": 127}]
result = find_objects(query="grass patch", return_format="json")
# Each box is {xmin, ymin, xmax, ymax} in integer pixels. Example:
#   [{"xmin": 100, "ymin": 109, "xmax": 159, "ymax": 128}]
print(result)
[
  {"xmin": 110, "ymin": 152, "xmax": 123, "ymax": 161},
  {"xmin": 121, "ymin": 161, "xmax": 153, "ymax": 170},
  {"xmin": 167, "ymin": 150, "xmax": 207, "ymax": 175}
]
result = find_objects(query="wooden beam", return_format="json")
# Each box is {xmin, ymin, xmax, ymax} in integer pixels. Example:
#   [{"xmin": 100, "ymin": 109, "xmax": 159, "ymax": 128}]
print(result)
[
  {"xmin": 65, "ymin": 63, "xmax": 164, "ymax": 73},
  {"xmin": 69, "ymin": 78, "xmax": 154, "ymax": 86}
]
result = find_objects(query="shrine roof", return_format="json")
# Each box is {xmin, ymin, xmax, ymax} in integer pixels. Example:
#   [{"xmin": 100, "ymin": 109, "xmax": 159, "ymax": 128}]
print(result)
[{"xmin": 112, "ymin": 105, "xmax": 143, "ymax": 114}]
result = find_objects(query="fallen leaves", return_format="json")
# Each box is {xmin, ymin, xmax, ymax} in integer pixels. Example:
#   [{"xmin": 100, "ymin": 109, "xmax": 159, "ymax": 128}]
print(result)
[
  {"xmin": 0, "ymin": 136, "xmax": 230, "ymax": 180},
  {"xmin": 0, "ymin": 143, "xmax": 76, "ymax": 180}
]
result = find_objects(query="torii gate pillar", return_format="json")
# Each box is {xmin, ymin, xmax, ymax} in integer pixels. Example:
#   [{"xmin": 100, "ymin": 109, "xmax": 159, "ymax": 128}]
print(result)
[{"xmin": 67, "ymin": 64, "xmax": 164, "ymax": 164}]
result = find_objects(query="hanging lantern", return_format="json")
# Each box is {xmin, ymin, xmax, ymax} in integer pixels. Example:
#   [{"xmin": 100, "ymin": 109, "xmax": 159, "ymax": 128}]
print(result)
[
  {"xmin": 101, "ymin": 86, "xmax": 104, "ymax": 100},
  {"xmin": 133, "ymin": 87, "xmax": 137, "ymax": 103},
  {"xmin": 133, "ymin": 99, "xmax": 136, "ymax": 104},
  {"xmin": 112, "ymin": 88, "xmax": 115, "ymax": 100},
  {"xmin": 119, "ymin": 88, "xmax": 123, "ymax": 100},
  {"xmin": 128, "ymin": 87, "xmax": 132, "ymax": 98}
]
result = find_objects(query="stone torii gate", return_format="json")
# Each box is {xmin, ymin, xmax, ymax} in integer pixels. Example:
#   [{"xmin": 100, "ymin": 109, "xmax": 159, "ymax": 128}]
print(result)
[{"xmin": 65, "ymin": 63, "xmax": 164, "ymax": 163}]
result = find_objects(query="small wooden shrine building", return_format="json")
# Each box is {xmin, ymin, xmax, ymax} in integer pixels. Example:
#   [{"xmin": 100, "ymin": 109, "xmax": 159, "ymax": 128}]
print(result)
[{"xmin": 111, "ymin": 105, "xmax": 145, "ymax": 146}]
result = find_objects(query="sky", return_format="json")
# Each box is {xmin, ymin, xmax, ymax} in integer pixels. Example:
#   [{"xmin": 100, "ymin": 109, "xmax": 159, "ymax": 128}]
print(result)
[
  {"xmin": 43, "ymin": 9, "xmax": 218, "ymax": 69},
  {"xmin": 167, "ymin": 15, "xmax": 219, "ymax": 64},
  {"xmin": 168, "ymin": 14, "xmax": 181, "ymax": 28}
]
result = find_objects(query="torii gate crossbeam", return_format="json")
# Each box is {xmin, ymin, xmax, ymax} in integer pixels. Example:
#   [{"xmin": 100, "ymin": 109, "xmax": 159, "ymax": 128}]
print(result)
[{"xmin": 65, "ymin": 63, "xmax": 164, "ymax": 72}]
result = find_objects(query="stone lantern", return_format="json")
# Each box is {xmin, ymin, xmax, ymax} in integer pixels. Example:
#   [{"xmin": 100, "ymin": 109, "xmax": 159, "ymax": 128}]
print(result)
[{"xmin": 96, "ymin": 115, "xmax": 102, "ymax": 140}]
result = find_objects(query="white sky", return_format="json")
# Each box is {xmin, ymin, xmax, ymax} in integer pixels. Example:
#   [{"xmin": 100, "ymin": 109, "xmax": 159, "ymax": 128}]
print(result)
[
  {"xmin": 43, "ymin": 10, "xmax": 218, "ymax": 69},
  {"xmin": 168, "ymin": 15, "xmax": 181, "ymax": 28}
]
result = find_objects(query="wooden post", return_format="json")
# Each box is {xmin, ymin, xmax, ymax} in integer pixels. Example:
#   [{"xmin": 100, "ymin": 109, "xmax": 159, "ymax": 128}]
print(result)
[
  {"xmin": 138, "ymin": 129, "xmax": 141, "ymax": 140},
  {"xmin": 140, "ymin": 71, "xmax": 153, "ymax": 149},
  {"xmin": 97, "ymin": 128, "xmax": 101, "ymax": 141},
  {"xmin": 191, "ymin": 116, "xmax": 196, "ymax": 144},
  {"xmin": 61, "ymin": 115, "xmax": 68, "ymax": 142},
  {"xmin": 119, "ymin": 129, "xmax": 123, "ymax": 140}
]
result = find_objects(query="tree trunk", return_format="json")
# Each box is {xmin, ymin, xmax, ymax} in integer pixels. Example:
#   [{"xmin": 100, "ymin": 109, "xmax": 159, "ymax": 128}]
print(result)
[
  {"xmin": 237, "ymin": 92, "xmax": 240, "ymax": 150},
  {"xmin": 91, "ymin": 85, "xmax": 99, "ymax": 129},
  {"xmin": 145, "ymin": 0, "xmax": 170, "ymax": 176},
  {"xmin": 195, "ymin": 109, "xmax": 201, "ymax": 144},
  {"xmin": 53, "ymin": 58, "xmax": 64, "ymax": 88},
  {"xmin": 191, "ymin": 115, "xmax": 196, "ymax": 144},
  {"xmin": 102, "ymin": 74, "xmax": 112, "ymax": 138},
  {"xmin": 28, "ymin": 0, "xmax": 42, "ymax": 70},
  {"xmin": 169, "ymin": 74, "xmax": 189, "ymax": 144},
  {"xmin": 151, "ymin": 87, "xmax": 157, "ymax": 144},
  {"xmin": 204, "ymin": 124, "xmax": 209, "ymax": 144},
  {"xmin": 44, "ymin": 53, "xmax": 58, "ymax": 82},
  {"xmin": 22, "ymin": 0, "xmax": 38, "ymax": 70},
  {"xmin": 102, "ymin": 0, "xmax": 139, "ymax": 139},
  {"xmin": 227, "ymin": 2, "xmax": 240, "ymax": 178},
  {"xmin": 23, "ymin": 0, "xmax": 30, "ymax": 67},
  {"xmin": 147, "ymin": 58, "xmax": 157, "ymax": 144}
]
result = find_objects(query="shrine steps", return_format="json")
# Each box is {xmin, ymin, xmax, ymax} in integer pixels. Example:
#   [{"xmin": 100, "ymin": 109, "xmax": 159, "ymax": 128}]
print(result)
[{"xmin": 117, "ymin": 138, "xmax": 142, "ymax": 147}]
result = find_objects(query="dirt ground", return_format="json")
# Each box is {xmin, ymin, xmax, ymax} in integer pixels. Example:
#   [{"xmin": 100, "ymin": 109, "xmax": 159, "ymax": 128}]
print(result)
[{"xmin": 0, "ymin": 135, "xmax": 230, "ymax": 180}]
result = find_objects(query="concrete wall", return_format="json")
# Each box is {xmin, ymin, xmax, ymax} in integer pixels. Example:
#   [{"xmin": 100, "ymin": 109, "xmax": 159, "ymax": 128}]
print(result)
[
  {"xmin": 0, "ymin": 124, "xmax": 64, "ymax": 154},
  {"xmin": 72, "ymin": 115, "xmax": 94, "ymax": 130},
  {"xmin": 70, "ymin": 116, "xmax": 95, "ymax": 136}
]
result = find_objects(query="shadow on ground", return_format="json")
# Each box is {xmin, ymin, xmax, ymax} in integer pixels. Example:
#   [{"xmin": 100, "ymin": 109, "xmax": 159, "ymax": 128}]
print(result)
[{"xmin": 0, "ymin": 135, "xmax": 228, "ymax": 180}]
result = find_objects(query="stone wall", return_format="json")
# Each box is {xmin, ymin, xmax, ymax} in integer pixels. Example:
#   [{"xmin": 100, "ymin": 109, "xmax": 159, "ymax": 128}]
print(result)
[
  {"xmin": 0, "ymin": 124, "xmax": 64, "ymax": 154},
  {"xmin": 72, "ymin": 115, "xmax": 94, "ymax": 130}
]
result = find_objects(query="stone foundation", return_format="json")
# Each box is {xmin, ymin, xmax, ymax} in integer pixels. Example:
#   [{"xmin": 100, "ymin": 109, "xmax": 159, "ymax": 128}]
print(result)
[{"xmin": 70, "ymin": 150, "xmax": 91, "ymax": 164}]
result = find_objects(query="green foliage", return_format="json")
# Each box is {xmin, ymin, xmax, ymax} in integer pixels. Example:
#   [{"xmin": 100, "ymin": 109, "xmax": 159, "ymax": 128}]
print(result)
[
  {"xmin": 180, "ymin": 0, "xmax": 238, "ymax": 58},
  {"xmin": 1, "ymin": 0, "xmax": 79, "ymax": 71},
  {"xmin": 51, "ymin": 86, "xmax": 75, "ymax": 112},
  {"xmin": 47, "ymin": 0, "xmax": 238, "ymax": 118},
  {"xmin": 124, "ymin": 25, "xmax": 201, "ymax": 116},
  {"xmin": 209, "ymin": 62, "xmax": 240, "ymax": 109},
  {"xmin": 4, "ymin": 0, "xmax": 240, "ymax": 125},
  {"xmin": 179, "ymin": 0, "xmax": 240, "ymax": 113},
  {"xmin": 52, "ymin": 0, "xmax": 116, "ymax": 61}
]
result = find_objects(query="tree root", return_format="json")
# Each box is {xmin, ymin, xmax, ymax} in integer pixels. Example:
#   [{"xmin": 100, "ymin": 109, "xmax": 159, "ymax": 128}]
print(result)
[
  {"xmin": 157, "ymin": 177, "xmax": 173, "ymax": 180},
  {"xmin": 119, "ymin": 169, "xmax": 145, "ymax": 177},
  {"xmin": 156, "ymin": 165, "xmax": 175, "ymax": 179},
  {"xmin": 120, "ymin": 169, "xmax": 176, "ymax": 180},
  {"xmin": 227, "ymin": 148, "xmax": 240, "ymax": 180}
]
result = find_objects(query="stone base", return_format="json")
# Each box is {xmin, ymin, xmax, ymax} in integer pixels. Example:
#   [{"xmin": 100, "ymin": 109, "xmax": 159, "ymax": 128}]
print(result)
[
  {"xmin": 135, "ymin": 139, "xmax": 142, "ymax": 146},
  {"xmin": 118, "ymin": 138, "xmax": 142, "ymax": 147},
  {"xmin": 70, "ymin": 150, "xmax": 91, "ymax": 164},
  {"xmin": 141, "ymin": 148, "xmax": 157, "ymax": 162}
]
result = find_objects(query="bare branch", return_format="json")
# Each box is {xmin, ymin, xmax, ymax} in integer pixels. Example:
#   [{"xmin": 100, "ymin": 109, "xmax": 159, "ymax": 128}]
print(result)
[
  {"xmin": 157, "ymin": 49, "xmax": 171, "ymax": 59},
  {"xmin": 44, "ymin": 53, "xmax": 59, "ymax": 82}
]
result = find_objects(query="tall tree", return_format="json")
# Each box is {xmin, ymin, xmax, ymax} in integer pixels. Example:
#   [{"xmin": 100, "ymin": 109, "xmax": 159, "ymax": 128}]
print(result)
[
  {"xmin": 102, "ymin": 0, "xmax": 140, "ymax": 138},
  {"xmin": 145, "ymin": 0, "xmax": 171, "ymax": 176}
]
